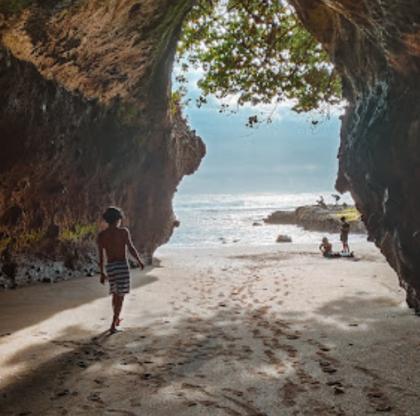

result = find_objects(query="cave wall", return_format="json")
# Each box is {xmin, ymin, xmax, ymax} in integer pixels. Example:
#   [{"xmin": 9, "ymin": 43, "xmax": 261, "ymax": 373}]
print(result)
[
  {"xmin": 0, "ymin": 0, "xmax": 204, "ymax": 287},
  {"xmin": 291, "ymin": 0, "xmax": 420, "ymax": 311}
]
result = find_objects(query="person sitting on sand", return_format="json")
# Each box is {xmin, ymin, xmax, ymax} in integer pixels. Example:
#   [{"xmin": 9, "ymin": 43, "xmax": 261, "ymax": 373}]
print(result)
[
  {"xmin": 319, "ymin": 237, "xmax": 340, "ymax": 258},
  {"xmin": 340, "ymin": 216, "xmax": 350, "ymax": 253},
  {"xmin": 97, "ymin": 206, "xmax": 144, "ymax": 334}
]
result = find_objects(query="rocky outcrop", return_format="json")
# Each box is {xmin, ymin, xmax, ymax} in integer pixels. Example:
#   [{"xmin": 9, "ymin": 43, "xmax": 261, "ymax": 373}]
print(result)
[
  {"xmin": 264, "ymin": 210, "xmax": 297, "ymax": 226},
  {"xmin": 291, "ymin": 0, "xmax": 420, "ymax": 310},
  {"xmin": 264, "ymin": 205, "xmax": 366, "ymax": 234},
  {"xmin": 276, "ymin": 234, "xmax": 292, "ymax": 243},
  {"xmin": 0, "ymin": 0, "xmax": 205, "ymax": 287}
]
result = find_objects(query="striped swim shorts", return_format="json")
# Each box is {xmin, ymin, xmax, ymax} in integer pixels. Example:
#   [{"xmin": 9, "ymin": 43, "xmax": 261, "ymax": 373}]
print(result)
[{"xmin": 106, "ymin": 261, "xmax": 130, "ymax": 295}]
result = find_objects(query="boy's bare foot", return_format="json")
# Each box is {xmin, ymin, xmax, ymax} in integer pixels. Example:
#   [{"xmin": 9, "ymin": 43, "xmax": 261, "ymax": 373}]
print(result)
[{"xmin": 109, "ymin": 326, "xmax": 122, "ymax": 334}]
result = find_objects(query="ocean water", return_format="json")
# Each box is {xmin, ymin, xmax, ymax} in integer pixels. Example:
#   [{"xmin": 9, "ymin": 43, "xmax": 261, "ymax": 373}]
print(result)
[{"xmin": 168, "ymin": 192, "xmax": 365, "ymax": 248}]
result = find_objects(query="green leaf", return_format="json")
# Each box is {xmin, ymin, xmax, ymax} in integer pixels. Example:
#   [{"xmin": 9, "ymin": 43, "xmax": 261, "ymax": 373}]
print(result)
[{"xmin": 176, "ymin": 0, "xmax": 341, "ymax": 123}]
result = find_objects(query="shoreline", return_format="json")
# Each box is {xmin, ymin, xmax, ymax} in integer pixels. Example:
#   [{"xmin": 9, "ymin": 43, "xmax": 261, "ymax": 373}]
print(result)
[{"xmin": 1, "ymin": 243, "xmax": 420, "ymax": 415}]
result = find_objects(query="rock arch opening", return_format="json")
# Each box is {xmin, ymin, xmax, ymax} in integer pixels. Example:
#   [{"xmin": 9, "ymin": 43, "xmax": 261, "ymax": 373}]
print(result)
[{"xmin": 169, "ymin": 0, "xmax": 354, "ymax": 249}]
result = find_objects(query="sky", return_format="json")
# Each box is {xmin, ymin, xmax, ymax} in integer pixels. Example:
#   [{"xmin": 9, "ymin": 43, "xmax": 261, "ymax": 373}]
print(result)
[{"xmin": 175, "ymin": 70, "xmax": 343, "ymax": 195}]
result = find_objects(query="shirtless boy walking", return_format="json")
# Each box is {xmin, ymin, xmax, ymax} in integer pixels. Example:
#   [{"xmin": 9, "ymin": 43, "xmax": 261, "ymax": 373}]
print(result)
[{"xmin": 97, "ymin": 207, "xmax": 144, "ymax": 333}]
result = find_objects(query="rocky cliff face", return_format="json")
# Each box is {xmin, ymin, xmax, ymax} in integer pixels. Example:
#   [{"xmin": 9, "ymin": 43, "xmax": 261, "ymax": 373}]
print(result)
[
  {"xmin": 0, "ymin": 0, "xmax": 205, "ymax": 287},
  {"xmin": 291, "ymin": 0, "xmax": 420, "ymax": 311}
]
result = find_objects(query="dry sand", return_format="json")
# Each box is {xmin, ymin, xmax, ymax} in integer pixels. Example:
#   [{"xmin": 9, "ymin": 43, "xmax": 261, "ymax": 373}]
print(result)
[{"xmin": 1, "ymin": 243, "xmax": 420, "ymax": 415}]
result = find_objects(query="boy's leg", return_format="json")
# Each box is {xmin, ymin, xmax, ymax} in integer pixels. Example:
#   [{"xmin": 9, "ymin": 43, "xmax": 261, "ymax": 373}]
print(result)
[
  {"xmin": 111, "ymin": 294, "xmax": 118, "ymax": 331},
  {"xmin": 115, "ymin": 295, "xmax": 124, "ymax": 325},
  {"xmin": 112, "ymin": 294, "xmax": 117, "ymax": 312},
  {"xmin": 111, "ymin": 294, "xmax": 124, "ymax": 332}
]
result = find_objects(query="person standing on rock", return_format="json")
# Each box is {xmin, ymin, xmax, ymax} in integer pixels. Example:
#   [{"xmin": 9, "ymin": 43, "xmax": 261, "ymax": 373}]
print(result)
[
  {"xmin": 340, "ymin": 216, "xmax": 350, "ymax": 253},
  {"xmin": 97, "ymin": 206, "xmax": 144, "ymax": 334},
  {"xmin": 316, "ymin": 195, "xmax": 327, "ymax": 209}
]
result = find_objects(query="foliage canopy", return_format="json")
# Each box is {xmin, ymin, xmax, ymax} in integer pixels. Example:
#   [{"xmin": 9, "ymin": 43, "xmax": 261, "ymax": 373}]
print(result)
[{"xmin": 176, "ymin": 0, "xmax": 341, "ymax": 123}]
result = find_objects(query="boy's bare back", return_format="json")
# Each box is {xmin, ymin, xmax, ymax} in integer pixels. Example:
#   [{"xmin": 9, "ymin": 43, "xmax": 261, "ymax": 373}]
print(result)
[{"xmin": 98, "ymin": 227, "xmax": 130, "ymax": 263}]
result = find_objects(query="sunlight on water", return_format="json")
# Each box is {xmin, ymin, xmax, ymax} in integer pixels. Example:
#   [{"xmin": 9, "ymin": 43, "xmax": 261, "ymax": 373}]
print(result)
[{"xmin": 169, "ymin": 192, "xmax": 365, "ymax": 248}]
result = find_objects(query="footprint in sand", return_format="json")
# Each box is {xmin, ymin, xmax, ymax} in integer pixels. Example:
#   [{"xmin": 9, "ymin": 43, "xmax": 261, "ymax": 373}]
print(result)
[
  {"xmin": 222, "ymin": 387, "xmax": 245, "ymax": 397},
  {"xmin": 129, "ymin": 399, "xmax": 142, "ymax": 407},
  {"xmin": 252, "ymin": 328, "xmax": 262, "ymax": 337},
  {"xmin": 87, "ymin": 392, "xmax": 104, "ymax": 404},
  {"xmin": 319, "ymin": 360, "xmax": 338, "ymax": 374},
  {"xmin": 281, "ymin": 379, "xmax": 306, "ymax": 407},
  {"xmin": 365, "ymin": 387, "xmax": 393, "ymax": 412}
]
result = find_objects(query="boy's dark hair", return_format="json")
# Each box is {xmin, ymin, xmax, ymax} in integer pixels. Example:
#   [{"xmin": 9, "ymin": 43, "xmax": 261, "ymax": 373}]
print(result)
[
  {"xmin": 340, "ymin": 216, "xmax": 346, "ymax": 222},
  {"xmin": 103, "ymin": 206, "xmax": 123, "ymax": 225}
]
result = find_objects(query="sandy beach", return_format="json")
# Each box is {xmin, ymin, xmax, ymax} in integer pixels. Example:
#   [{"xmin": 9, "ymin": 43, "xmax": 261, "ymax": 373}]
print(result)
[{"xmin": 1, "ymin": 242, "xmax": 420, "ymax": 415}]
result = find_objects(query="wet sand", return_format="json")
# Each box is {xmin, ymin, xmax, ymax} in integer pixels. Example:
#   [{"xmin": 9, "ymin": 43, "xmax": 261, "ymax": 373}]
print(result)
[{"xmin": 1, "ymin": 243, "xmax": 420, "ymax": 415}]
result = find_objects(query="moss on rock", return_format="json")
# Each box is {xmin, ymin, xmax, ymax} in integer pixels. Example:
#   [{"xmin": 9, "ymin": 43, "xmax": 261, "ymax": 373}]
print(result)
[{"xmin": 0, "ymin": 0, "xmax": 33, "ymax": 15}]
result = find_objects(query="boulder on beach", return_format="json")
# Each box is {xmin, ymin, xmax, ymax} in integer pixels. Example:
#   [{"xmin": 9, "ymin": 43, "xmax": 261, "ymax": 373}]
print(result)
[
  {"xmin": 264, "ymin": 210, "xmax": 296, "ymax": 225},
  {"xmin": 276, "ymin": 234, "xmax": 292, "ymax": 243}
]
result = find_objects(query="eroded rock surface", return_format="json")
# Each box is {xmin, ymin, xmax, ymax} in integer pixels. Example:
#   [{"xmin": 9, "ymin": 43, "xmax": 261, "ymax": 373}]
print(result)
[
  {"xmin": 291, "ymin": 0, "xmax": 420, "ymax": 310},
  {"xmin": 0, "ymin": 0, "xmax": 205, "ymax": 287}
]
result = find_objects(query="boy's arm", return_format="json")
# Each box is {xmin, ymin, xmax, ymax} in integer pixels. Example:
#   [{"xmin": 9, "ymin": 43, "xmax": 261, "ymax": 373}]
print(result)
[
  {"xmin": 125, "ymin": 229, "xmax": 145, "ymax": 270},
  {"xmin": 97, "ymin": 235, "xmax": 107, "ymax": 284}
]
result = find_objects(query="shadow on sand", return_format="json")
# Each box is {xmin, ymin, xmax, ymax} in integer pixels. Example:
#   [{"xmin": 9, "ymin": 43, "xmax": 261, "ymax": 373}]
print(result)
[
  {"xmin": 0, "ymin": 270, "xmax": 158, "ymax": 335},
  {"xmin": 1, "ymin": 293, "xmax": 420, "ymax": 415}
]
